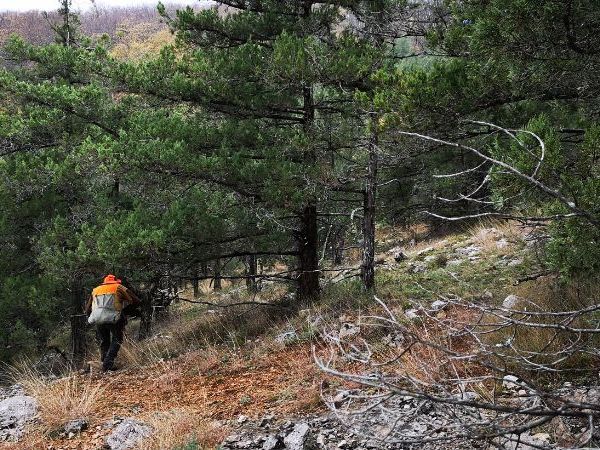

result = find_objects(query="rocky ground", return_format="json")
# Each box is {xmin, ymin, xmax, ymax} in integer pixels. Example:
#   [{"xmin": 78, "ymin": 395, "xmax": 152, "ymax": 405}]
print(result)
[
  {"xmin": 221, "ymin": 381, "xmax": 600, "ymax": 450},
  {"xmin": 1, "ymin": 379, "xmax": 598, "ymax": 449},
  {"xmin": 0, "ymin": 382, "xmax": 151, "ymax": 449},
  {"xmin": 0, "ymin": 224, "xmax": 597, "ymax": 449}
]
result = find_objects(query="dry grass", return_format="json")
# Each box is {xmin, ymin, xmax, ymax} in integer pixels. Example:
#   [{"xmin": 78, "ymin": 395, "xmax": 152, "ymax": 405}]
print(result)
[
  {"xmin": 12, "ymin": 366, "xmax": 106, "ymax": 432},
  {"xmin": 469, "ymin": 219, "xmax": 524, "ymax": 254},
  {"xmin": 483, "ymin": 275, "xmax": 600, "ymax": 373},
  {"xmin": 119, "ymin": 335, "xmax": 175, "ymax": 368},
  {"xmin": 377, "ymin": 222, "xmax": 431, "ymax": 245},
  {"xmin": 118, "ymin": 285, "xmax": 289, "ymax": 370},
  {"xmin": 135, "ymin": 407, "xmax": 228, "ymax": 450}
]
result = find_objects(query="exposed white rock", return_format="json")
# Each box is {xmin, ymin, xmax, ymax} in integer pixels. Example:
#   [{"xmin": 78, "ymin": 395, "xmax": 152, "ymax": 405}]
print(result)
[
  {"xmin": 404, "ymin": 309, "xmax": 419, "ymax": 320},
  {"xmin": 507, "ymin": 258, "xmax": 523, "ymax": 267},
  {"xmin": 496, "ymin": 238, "xmax": 509, "ymax": 249},
  {"xmin": 446, "ymin": 259, "xmax": 464, "ymax": 267},
  {"xmin": 502, "ymin": 375, "xmax": 522, "ymax": 391},
  {"xmin": 502, "ymin": 295, "xmax": 520, "ymax": 309},
  {"xmin": 0, "ymin": 392, "xmax": 37, "ymax": 441},
  {"xmin": 455, "ymin": 245, "xmax": 482, "ymax": 257},
  {"xmin": 283, "ymin": 423, "xmax": 314, "ymax": 450},
  {"xmin": 339, "ymin": 323, "xmax": 360, "ymax": 339},
  {"xmin": 105, "ymin": 418, "xmax": 152, "ymax": 450},
  {"xmin": 431, "ymin": 300, "xmax": 447, "ymax": 311}
]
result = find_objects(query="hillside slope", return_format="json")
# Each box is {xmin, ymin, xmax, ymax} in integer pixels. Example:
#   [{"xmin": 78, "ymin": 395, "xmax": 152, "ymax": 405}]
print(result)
[{"xmin": 1, "ymin": 222, "xmax": 597, "ymax": 450}]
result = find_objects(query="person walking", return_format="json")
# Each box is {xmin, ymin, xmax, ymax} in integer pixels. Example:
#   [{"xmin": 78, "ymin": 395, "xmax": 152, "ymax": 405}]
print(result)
[{"xmin": 85, "ymin": 274, "xmax": 141, "ymax": 371}]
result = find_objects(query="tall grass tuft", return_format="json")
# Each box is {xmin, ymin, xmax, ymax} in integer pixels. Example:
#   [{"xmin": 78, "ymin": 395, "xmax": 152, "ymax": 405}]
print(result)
[{"xmin": 11, "ymin": 365, "xmax": 106, "ymax": 432}]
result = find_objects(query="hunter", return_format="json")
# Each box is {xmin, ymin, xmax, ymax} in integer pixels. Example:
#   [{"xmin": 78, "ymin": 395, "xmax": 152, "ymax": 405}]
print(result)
[{"xmin": 85, "ymin": 274, "xmax": 141, "ymax": 371}]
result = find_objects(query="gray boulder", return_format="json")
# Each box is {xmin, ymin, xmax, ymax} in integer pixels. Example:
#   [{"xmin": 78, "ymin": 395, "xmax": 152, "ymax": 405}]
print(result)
[
  {"xmin": 0, "ymin": 393, "xmax": 38, "ymax": 441},
  {"xmin": 275, "ymin": 331, "xmax": 298, "ymax": 345},
  {"xmin": 283, "ymin": 423, "xmax": 316, "ymax": 450},
  {"xmin": 502, "ymin": 295, "xmax": 520, "ymax": 309},
  {"xmin": 0, "ymin": 384, "xmax": 25, "ymax": 400},
  {"xmin": 455, "ymin": 245, "xmax": 481, "ymax": 257},
  {"xmin": 105, "ymin": 418, "xmax": 152, "ymax": 450},
  {"xmin": 262, "ymin": 435, "xmax": 284, "ymax": 450},
  {"xmin": 64, "ymin": 418, "xmax": 88, "ymax": 435}
]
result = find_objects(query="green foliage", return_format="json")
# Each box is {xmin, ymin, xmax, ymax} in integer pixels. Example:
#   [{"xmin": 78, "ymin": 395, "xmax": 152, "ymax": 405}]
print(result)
[
  {"xmin": 0, "ymin": 0, "xmax": 410, "ymax": 360},
  {"xmin": 2, "ymin": 0, "xmax": 599, "ymax": 364},
  {"xmin": 404, "ymin": 0, "xmax": 600, "ymax": 275},
  {"xmin": 173, "ymin": 441, "xmax": 200, "ymax": 450}
]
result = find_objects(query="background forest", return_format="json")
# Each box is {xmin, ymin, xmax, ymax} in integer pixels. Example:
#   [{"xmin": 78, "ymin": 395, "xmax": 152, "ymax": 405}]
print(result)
[
  {"xmin": 1, "ymin": 1, "xmax": 600, "ymax": 448},
  {"xmin": 0, "ymin": 0, "xmax": 598, "ymax": 371}
]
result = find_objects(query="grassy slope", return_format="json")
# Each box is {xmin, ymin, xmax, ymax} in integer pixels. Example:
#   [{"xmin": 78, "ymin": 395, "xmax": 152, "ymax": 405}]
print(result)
[{"xmin": 8, "ymin": 221, "xmax": 590, "ymax": 450}]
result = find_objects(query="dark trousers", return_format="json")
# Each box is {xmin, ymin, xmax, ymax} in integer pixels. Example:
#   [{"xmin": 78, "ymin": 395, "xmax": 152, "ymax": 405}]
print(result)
[{"xmin": 97, "ymin": 317, "xmax": 126, "ymax": 370}]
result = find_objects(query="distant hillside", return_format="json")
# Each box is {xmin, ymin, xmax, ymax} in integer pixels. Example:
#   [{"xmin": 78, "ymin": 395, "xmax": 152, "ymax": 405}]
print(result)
[{"xmin": 0, "ymin": 3, "xmax": 201, "ymax": 53}]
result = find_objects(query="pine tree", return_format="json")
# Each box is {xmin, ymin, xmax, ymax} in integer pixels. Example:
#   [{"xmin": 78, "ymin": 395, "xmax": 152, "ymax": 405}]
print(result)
[
  {"xmin": 396, "ymin": 0, "xmax": 600, "ymax": 275},
  {"xmin": 114, "ymin": 1, "xmax": 406, "ymax": 299}
]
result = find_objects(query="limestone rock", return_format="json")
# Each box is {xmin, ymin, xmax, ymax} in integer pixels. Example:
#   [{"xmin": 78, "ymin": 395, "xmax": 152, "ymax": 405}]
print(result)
[
  {"xmin": 502, "ymin": 295, "xmax": 520, "ymax": 309},
  {"xmin": 283, "ymin": 423, "xmax": 315, "ymax": 450},
  {"xmin": 275, "ymin": 331, "xmax": 298, "ymax": 345},
  {"xmin": 409, "ymin": 262, "xmax": 426, "ymax": 273},
  {"xmin": 507, "ymin": 258, "xmax": 523, "ymax": 267},
  {"xmin": 455, "ymin": 245, "xmax": 481, "ymax": 257},
  {"xmin": 496, "ymin": 238, "xmax": 509, "ymax": 249},
  {"xmin": 64, "ymin": 418, "xmax": 88, "ymax": 435},
  {"xmin": 502, "ymin": 375, "xmax": 522, "ymax": 391},
  {"xmin": 262, "ymin": 435, "xmax": 283, "ymax": 450},
  {"xmin": 0, "ymin": 392, "xmax": 37, "ymax": 441},
  {"xmin": 339, "ymin": 323, "xmax": 360, "ymax": 339},
  {"xmin": 404, "ymin": 309, "xmax": 419, "ymax": 320},
  {"xmin": 431, "ymin": 300, "xmax": 447, "ymax": 311},
  {"xmin": 105, "ymin": 418, "xmax": 152, "ymax": 450}
]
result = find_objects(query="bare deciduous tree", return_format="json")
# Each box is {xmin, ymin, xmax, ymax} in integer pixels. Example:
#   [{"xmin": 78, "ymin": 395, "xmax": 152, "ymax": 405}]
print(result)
[{"xmin": 315, "ymin": 124, "xmax": 600, "ymax": 449}]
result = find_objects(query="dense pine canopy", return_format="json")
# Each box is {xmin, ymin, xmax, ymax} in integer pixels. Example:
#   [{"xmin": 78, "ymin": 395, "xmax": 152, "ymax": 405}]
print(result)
[{"xmin": 0, "ymin": 0, "xmax": 599, "ymax": 362}]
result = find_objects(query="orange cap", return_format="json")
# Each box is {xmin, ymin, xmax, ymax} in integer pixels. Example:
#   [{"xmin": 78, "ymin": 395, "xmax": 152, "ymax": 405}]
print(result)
[{"xmin": 103, "ymin": 274, "xmax": 121, "ymax": 284}]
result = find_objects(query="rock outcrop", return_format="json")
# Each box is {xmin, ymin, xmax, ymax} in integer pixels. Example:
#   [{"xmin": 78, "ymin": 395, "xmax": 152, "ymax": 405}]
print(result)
[
  {"xmin": 0, "ymin": 384, "xmax": 37, "ymax": 441},
  {"xmin": 105, "ymin": 418, "xmax": 152, "ymax": 450}
]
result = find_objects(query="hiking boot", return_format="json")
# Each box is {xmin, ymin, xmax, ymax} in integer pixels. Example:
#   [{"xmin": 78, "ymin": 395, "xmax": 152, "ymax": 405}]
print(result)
[{"xmin": 102, "ymin": 363, "xmax": 118, "ymax": 372}]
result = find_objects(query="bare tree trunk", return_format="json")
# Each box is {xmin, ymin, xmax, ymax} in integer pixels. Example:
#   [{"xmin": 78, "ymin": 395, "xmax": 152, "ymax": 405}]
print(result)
[
  {"xmin": 192, "ymin": 264, "xmax": 199, "ymax": 298},
  {"xmin": 297, "ymin": 83, "xmax": 320, "ymax": 302},
  {"xmin": 297, "ymin": 204, "xmax": 320, "ymax": 301},
  {"xmin": 213, "ymin": 258, "xmax": 222, "ymax": 290},
  {"xmin": 70, "ymin": 281, "xmax": 87, "ymax": 368},
  {"xmin": 361, "ymin": 113, "xmax": 378, "ymax": 290},
  {"xmin": 331, "ymin": 225, "xmax": 345, "ymax": 265},
  {"xmin": 258, "ymin": 258, "xmax": 264, "ymax": 291},
  {"xmin": 246, "ymin": 254, "xmax": 258, "ymax": 292}
]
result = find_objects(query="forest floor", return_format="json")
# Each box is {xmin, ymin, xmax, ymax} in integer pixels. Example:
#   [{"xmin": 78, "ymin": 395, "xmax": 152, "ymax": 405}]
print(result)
[{"xmin": 2, "ymin": 220, "xmax": 573, "ymax": 450}]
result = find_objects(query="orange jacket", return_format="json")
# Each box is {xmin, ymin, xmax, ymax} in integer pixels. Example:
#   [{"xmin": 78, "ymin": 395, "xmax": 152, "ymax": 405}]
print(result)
[{"xmin": 85, "ymin": 281, "xmax": 141, "ymax": 316}]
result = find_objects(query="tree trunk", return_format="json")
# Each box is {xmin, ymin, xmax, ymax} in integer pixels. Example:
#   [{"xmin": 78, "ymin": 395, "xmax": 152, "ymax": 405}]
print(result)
[
  {"xmin": 70, "ymin": 281, "xmax": 87, "ymax": 368},
  {"xmin": 192, "ymin": 264, "xmax": 199, "ymax": 298},
  {"xmin": 297, "ymin": 204, "xmax": 320, "ymax": 301},
  {"xmin": 246, "ymin": 254, "xmax": 258, "ymax": 292},
  {"xmin": 138, "ymin": 291, "xmax": 152, "ymax": 341},
  {"xmin": 296, "ymin": 83, "xmax": 320, "ymax": 302},
  {"xmin": 213, "ymin": 258, "xmax": 222, "ymax": 290},
  {"xmin": 331, "ymin": 225, "xmax": 345, "ymax": 265},
  {"xmin": 361, "ymin": 113, "xmax": 378, "ymax": 290}
]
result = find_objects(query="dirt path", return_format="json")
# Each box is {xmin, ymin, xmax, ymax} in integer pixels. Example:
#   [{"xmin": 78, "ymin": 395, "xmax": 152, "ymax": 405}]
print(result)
[{"xmin": 10, "ymin": 345, "xmax": 323, "ymax": 450}]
